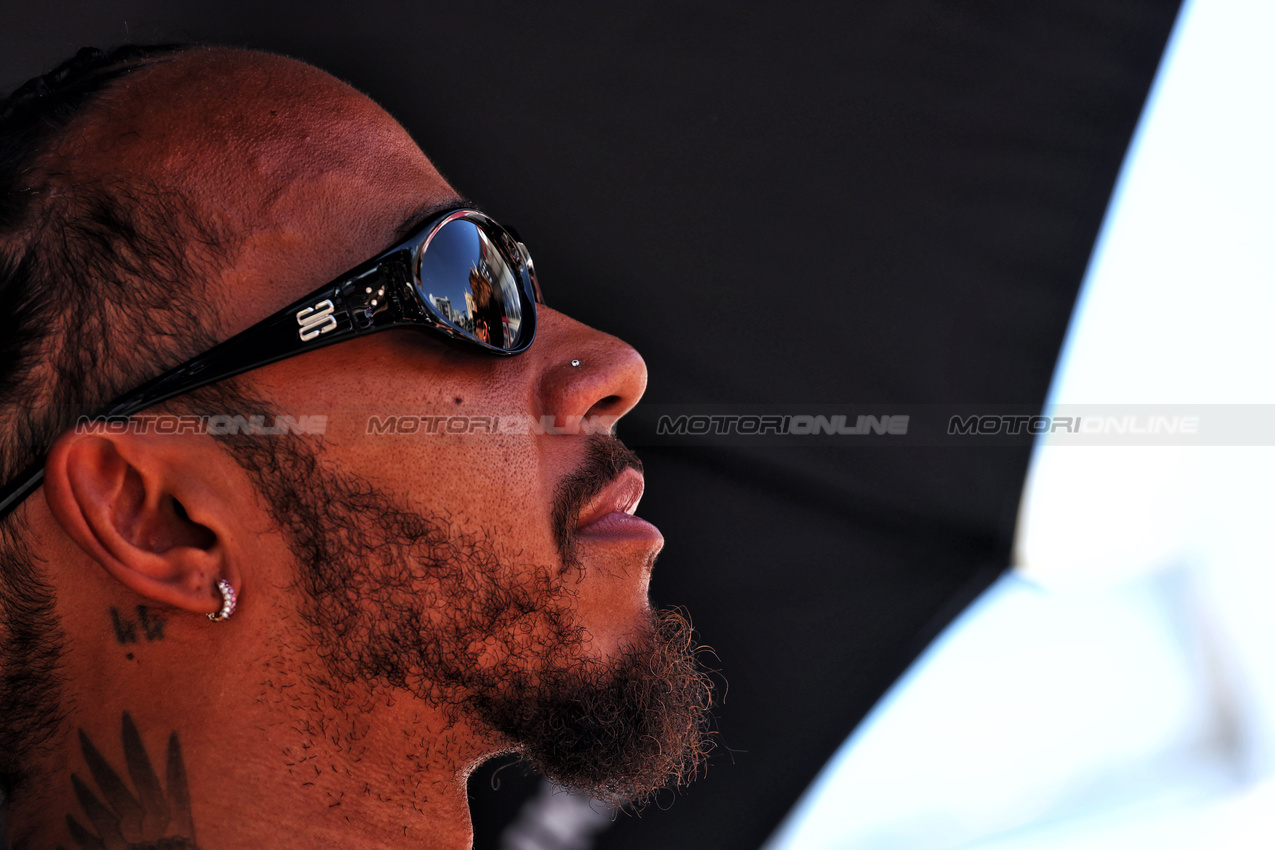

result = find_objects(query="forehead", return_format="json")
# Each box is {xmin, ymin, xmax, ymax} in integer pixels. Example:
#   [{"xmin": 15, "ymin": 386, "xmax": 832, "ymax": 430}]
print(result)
[
  {"xmin": 73, "ymin": 49, "xmax": 415, "ymax": 189},
  {"xmin": 65, "ymin": 48, "xmax": 458, "ymax": 329}
]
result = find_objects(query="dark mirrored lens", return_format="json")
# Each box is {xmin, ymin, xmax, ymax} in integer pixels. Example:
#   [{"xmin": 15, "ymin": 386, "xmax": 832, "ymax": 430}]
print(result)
[{"xmin": 417, "ymin": 217, "xmax": 526, "ymax": 350}]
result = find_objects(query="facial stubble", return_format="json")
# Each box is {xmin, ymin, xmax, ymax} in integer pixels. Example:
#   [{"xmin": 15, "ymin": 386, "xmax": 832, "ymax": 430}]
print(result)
[{"xmin": 229, "ymin": 430, "xmax": 713, "ymax": 807}]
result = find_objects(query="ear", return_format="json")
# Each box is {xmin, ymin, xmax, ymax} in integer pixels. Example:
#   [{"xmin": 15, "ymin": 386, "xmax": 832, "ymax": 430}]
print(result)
[{"xmin": 43, "ymin": 429, "xmax": 238, "ymax": 618}]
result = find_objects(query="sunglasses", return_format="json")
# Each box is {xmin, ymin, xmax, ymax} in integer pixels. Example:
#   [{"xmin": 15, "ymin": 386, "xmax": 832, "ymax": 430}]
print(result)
[{"xmin": 0, "ymin": 207, "xmax": 542, "ymax": 519}]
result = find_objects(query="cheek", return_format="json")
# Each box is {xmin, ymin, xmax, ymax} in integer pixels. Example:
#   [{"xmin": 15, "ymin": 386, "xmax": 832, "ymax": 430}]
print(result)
[
  {"xmin": 415, "ymin": 439, "xmax": 545, "ymax": 531},
  {"xmin": 261, "ymin": 337, "xmax": 554, "ymax": 547},
  {"xmin": 346, "ymin": 431, "xmax": 551, "ymax": 539},
  {"xmin": 325, "ymin": 416, "xmax": 558, "ymax": 569}
]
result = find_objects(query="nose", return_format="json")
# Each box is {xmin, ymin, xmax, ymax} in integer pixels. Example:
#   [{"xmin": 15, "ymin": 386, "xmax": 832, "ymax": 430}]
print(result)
[{"xmin": 532, "ymin": 307, "xmax": 648, "ymax": 432}]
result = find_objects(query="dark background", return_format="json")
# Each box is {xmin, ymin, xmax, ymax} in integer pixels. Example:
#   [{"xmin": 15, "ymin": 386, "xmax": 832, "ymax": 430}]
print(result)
[{"xmin": 3, "ymin": 2, "xmax": 1181, "ymax": 848}]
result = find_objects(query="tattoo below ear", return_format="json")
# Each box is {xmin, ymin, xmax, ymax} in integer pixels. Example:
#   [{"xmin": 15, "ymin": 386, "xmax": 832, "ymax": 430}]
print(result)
[
  {"xmin": 61, "ymin": 712, "xmax": 198, "ymax": 849},
  {"xmin": 110, "ymin": 606, "xmax": 167, "ymax": 645}
]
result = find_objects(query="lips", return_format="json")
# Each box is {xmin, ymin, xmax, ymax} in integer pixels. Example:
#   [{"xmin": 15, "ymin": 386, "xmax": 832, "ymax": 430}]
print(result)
[{"xmin": 575, "ymin": 467, "xmax": 662, "ymax": 542}]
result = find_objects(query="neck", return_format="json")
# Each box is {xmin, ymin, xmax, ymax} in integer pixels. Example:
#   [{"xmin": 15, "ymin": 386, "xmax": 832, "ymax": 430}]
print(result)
[
  {"xmin": 8, "ymin": 693, "xmax": 482, "ymax": 849},
  {"xmin": 6, "ymin": 611, "xmax": 489, "ymax": 849}
]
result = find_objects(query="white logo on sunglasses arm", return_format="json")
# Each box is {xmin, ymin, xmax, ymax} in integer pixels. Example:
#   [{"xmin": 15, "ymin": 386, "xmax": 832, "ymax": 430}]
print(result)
[{"xmin": 296, "ymin": 299, "xmax": 338, "ymax": 341}]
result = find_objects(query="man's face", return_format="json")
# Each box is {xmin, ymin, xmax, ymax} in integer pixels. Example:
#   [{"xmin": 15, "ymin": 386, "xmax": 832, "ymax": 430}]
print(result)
[
  {"xmin": 220, "ymin": 418, "xmax": 710, "ymax": 804},
  {"xmin": 90, "ymin": 50, "xmax": 710, "ymax": 801}
]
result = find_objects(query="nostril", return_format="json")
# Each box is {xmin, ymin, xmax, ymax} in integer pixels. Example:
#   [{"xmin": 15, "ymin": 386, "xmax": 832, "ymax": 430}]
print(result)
[{"xmin": 586, "ymin": 395, "xmax": 623, "ymax": 419}]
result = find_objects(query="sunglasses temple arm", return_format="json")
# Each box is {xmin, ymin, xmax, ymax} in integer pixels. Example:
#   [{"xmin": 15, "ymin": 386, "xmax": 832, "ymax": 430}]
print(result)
[
  {"xmin": 0, "ymin": 259, "xmax": 422, "ymax": 521},
  {"xmin": 0, "ymin": 460, "xmax": 45, "ymax": 520},
  {"xmin": 103, "ymin": 260, "xmax": 413, "ymax": 419},
  {"xmin": 0, "ymin": 262, "xmax": 413, "ymax": 520}
]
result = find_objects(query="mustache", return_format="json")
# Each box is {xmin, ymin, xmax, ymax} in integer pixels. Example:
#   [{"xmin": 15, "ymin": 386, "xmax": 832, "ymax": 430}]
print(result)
[{"xmin": 551, "ymin": 434, "xmax": 644, "ymax": 569}]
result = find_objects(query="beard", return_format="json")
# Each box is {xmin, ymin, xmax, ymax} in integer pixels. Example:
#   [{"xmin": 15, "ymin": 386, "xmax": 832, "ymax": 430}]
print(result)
[{"xmin": 221, "ymin": 423, "xmax": 713, "ymax": 807}]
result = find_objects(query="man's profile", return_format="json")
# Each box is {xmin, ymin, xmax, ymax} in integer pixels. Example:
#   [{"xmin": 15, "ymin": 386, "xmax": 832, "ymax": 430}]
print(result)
[{"xmin": 0, "ymin": 44, "xmax": 713, "ymax": 848}]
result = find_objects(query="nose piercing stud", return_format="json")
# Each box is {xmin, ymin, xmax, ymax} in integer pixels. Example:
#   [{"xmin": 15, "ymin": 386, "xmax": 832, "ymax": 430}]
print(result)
[{"xmin": 570, "ymin": 359, "xmax": 581, "ymax": 367}]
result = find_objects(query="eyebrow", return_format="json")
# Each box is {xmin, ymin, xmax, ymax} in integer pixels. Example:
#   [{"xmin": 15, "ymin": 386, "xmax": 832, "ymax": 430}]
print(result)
[{"xmin": 392, "ymin": 196, "xmax": 481, "ymax": 241}]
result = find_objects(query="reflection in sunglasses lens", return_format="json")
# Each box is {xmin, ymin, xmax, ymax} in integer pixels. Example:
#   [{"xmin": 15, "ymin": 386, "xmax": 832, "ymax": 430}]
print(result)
[{"xmin": 418, "ymin": 219, "xmax": 524, "ymax": 350}]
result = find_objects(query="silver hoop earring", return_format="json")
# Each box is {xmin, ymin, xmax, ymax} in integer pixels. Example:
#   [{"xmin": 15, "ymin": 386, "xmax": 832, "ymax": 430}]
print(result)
[{"xmin": 208, "ymin": 578, "xmax": 238, "ymax": 622}]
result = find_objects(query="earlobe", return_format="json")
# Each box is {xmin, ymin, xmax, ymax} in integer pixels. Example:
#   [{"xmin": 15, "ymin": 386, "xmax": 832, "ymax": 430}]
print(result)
[{"xmin": 44, "ymin": 431, "xmax": 235, "ymax": 618}]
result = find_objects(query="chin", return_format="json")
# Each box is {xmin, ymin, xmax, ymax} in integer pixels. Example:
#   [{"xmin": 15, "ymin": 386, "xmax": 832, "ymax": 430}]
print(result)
[{"xmin": 473, "ymin": 607, "xmax": 714, "ymax": 808}]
